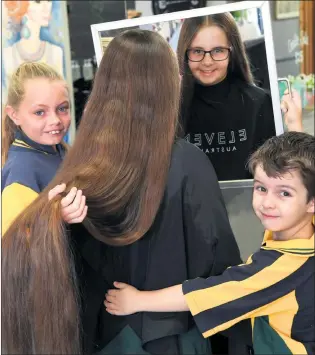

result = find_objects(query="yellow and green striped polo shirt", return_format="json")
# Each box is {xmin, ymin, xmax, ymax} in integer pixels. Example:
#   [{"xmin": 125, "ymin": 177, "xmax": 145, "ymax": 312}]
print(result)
[{"xmin": 183, "ymin": 225, "xmax": 315, "ymax": 354}]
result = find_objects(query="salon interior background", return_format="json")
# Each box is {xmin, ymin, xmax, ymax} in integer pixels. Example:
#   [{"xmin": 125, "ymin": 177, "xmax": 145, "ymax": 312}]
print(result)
[
  {"xmin": 2, "ymin": 0, "xmax": 313, "ymax": 131},
  {"xmin": 1, "ymin": 0, "xmax": 314, "ymax": 261},
  {"xmin": 68, "ymin": 0, "xmax": 314, "ymax": 129},
  {"xmin": 69, "ymin": 0, "xmax": 300, "ymax": 76}
]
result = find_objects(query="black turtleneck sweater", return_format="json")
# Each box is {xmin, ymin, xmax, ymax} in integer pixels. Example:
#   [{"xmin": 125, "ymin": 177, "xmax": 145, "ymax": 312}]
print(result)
[{"xmin": 185, "ymin": 76, "xmax": 276, "ymax": 181}]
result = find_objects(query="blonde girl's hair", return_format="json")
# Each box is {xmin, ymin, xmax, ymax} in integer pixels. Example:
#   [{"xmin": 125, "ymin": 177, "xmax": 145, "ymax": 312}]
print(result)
[{"xmin": 2, "ymin": 62, "xmax": 65, "ymax": 165}]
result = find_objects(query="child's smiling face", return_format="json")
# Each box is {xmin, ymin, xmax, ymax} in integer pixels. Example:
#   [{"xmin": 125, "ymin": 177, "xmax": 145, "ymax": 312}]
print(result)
[
  {"xmin": 6, "ymin": 77, "xmax": 71, "ymax": 146},
  {"xmin": 252, "ymin": 165, "xmax": 314, "ymax": 240},
  {"xmin": 188, "ymin": 26, "xmax": 230, "ymax": 86}
]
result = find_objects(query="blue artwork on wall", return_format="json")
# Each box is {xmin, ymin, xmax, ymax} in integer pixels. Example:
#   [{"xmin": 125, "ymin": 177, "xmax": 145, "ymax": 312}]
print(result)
[{"xmin": 2, "ymin": 0, "xmax": 71, "ymax": 142}]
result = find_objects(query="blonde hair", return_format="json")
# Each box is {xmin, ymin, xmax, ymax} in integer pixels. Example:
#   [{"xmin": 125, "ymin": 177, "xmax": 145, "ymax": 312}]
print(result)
[{"xmin": 2, "ymin": 62, "xmax": 65, "ymax": 165}]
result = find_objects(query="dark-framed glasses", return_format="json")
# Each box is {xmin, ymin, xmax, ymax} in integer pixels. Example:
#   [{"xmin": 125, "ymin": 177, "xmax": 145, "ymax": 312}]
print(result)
[{"xmin": 186, "ymin": 47, "xmax": 232, "ymax": 62}]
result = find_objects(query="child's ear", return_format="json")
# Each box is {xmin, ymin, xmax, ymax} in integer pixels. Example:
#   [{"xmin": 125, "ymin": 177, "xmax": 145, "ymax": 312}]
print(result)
[
  {"xmin": 5, "ymin": 106, "xmax": 20, "ymax": 126},
  {"xmin": 307, "ymin": 197, "xmax": 315, "ymax": 214}
]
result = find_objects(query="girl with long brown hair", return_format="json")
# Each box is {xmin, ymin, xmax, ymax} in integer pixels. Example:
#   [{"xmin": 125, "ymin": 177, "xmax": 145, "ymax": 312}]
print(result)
[
  {"xmin": 177, "ymin": 13, "xmax": 276, "ymax": 181},
  {"xmin": 2, "ymin": 30, "xmax": 243, "ymax": 355}
]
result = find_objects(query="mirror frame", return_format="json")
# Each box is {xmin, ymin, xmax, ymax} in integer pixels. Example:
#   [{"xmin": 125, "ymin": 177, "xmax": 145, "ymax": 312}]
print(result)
[{"xmin": 91, "ymin": 0, "xmax": 284, "ymax": 189}]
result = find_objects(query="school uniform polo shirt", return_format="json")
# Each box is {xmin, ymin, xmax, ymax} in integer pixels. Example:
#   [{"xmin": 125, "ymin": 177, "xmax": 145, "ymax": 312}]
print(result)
[
  {"xmin": 183, "ymin": 225, "xmax": 315, "ymax": 355},
  {"xmin": 2, "ymin": 130, "xmax": 65, "ymax": 235}
]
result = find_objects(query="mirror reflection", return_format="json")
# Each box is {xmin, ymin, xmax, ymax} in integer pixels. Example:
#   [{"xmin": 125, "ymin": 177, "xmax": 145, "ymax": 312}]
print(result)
[
  {"xmin": 176, "ymin": 11, "xmax": 276, "ymax": 182},
  {"xmin": 98, "ymin": 8, "xmax": 279, "ymax": 182}
]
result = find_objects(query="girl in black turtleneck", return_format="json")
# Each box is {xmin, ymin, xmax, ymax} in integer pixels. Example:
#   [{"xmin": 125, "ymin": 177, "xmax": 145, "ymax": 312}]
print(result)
[{"xmin": 177, "ymin": 13, "xmax": 276, "ymax": 181}]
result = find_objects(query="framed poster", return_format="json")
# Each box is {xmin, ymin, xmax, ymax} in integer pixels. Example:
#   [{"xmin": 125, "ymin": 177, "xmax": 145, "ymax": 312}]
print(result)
[
  {"xmin": 2, "ymin": 0, "xmax": 75, "ymax": 143},
  {"xmin": 275, "ymin": 1, "xmax": 299, "ymax": 20}
]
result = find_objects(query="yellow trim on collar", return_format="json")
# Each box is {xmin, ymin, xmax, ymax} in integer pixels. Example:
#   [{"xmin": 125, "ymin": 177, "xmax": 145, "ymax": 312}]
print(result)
[
  {"xmin": 261, "ymin": 215, "xmax": 314, "ymax": 256},
  {"xmin": 15, "ymin": 139, "xmax": 32, "ymax": 148},
  {"xmin": 12, "ymin": 142, "xmax": 48, "ymax": 155}
]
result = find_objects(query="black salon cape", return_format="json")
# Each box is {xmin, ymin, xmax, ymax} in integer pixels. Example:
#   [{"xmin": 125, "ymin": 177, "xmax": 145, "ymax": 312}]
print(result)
[{"xmin": 70, "ymin": 139, "xmax": 252, "ymax": 355}]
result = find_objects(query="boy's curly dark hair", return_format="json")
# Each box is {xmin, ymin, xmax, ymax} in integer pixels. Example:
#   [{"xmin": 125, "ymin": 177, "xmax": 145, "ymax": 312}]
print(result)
[{"xmin": 248, "ymin": 132, "xmax": 315, "ymax": 202}]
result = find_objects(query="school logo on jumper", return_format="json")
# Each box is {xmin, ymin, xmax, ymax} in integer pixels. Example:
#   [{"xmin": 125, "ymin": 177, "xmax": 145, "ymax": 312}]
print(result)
[{"xmin": 185, "ymin": 129, "xmax": 247, "ymax": 154}]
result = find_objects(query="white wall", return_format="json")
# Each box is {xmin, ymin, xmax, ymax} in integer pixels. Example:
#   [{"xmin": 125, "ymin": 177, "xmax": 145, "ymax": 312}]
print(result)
[{"xmin": 135, "ymin": 1, "xmax": 153, "ymax": 17}]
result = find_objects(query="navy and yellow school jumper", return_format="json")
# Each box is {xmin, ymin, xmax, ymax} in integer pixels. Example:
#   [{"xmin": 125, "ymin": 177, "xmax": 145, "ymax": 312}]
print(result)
[
  {"xmin": 2, "ymin": 130, "xmax": 66, "ymax": 235},
  {"xmin": 182, "ymin": 224, "xmax": 315, "ymax": 355}
]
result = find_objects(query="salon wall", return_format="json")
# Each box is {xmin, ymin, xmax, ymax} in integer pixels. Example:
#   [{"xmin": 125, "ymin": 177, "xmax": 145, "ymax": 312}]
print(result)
[
  {"xmin": 270, "ymin": 2, "xmax": 300, "ymax": 77},
  {"xmin": 67, "ymin": 1, "xmax": 126, "ymax": 62},
  {"xmin": 226, "ymin": 1, "xmax": 300, "ymax": 77},
  {"xmin": 134, "ymin": 1, "xmax": 152, "ymax": 16}
]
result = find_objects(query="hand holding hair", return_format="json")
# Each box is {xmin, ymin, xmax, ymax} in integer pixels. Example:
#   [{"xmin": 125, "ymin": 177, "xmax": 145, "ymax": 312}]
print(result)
[{"xmin": 48, "ymin": 183, "xmax": 88, "ymax": 224}]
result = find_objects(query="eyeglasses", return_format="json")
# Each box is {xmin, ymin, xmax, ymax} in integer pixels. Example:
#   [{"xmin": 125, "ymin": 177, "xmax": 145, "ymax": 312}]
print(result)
[{"xmin": 186, "ymin": 47, "xmax": 232, "ymax": 62}]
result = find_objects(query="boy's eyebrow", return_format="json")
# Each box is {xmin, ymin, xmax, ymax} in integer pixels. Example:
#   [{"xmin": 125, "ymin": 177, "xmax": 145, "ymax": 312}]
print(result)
[
  {"xmin": 277, "ymin": 185, "xmax": 297, "ymax": 191},
  {"xmin": 253, "ymin": 179, "xmax": 263, "ymax": 184},
  {"xmin": 254, "ymin": 179, "xmax": 297, "ymax": 192}
]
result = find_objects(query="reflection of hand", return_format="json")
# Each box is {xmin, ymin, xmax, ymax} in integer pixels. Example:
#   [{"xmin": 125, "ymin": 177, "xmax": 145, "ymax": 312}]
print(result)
[
  {"xmin": 281, "ymin": 89, "xmax": 303, "ymax": 132},
  {"xmin": 48, "ymin": 184, "xmax": 88, "ymax": 224},
  {"xmin": 104, "ymin": 282, "xmax": 140, "ymax": 316}
]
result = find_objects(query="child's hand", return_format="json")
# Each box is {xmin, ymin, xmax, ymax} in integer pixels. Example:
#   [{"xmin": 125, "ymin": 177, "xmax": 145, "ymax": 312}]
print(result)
[
  {"xmin": 281, "ymin": 89, "xmax": 303, "ymax": 132},
  {"xmin": 104, "ymin": 281, "xmax": 140, "ymax": 316},
  {"xmin": 48, "ymin": 184, "xmax": 88, "ymax": 224}
]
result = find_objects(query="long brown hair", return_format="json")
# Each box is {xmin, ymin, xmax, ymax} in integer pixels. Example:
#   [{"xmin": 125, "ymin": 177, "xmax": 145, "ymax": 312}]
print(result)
[
  {"xmin": 2, "ymin": 29, "xmax": 180, "ymax": 354},
  {"xmin": 176, "ymin": 13, "xmax": 254, "ymax": 135},
  {"xmin": 2, "ymin": 62, "xmax": 65, "ymax": 166}
]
